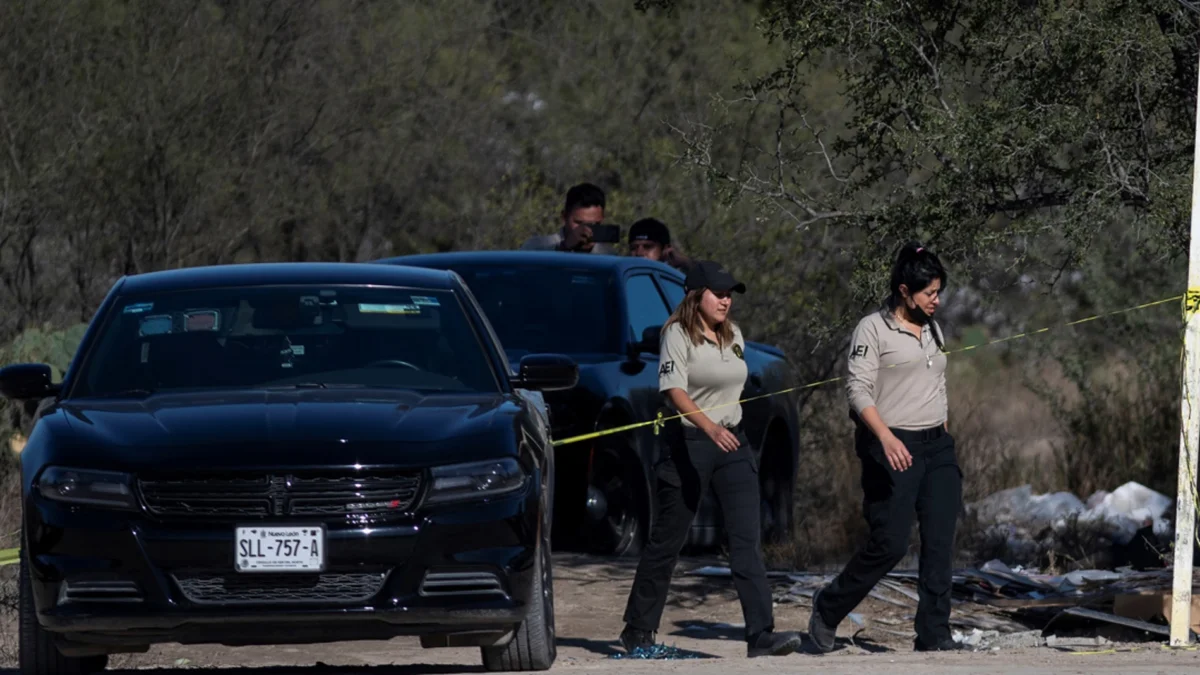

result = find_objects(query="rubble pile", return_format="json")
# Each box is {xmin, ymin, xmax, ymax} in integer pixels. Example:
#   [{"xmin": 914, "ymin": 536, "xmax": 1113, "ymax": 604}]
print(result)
[{"xmin": 963, "ymin": 481, "xmax": 1174, "ymax": 568}]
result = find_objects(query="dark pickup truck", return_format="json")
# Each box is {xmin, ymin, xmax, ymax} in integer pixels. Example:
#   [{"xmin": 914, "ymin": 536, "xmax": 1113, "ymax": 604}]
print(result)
[{"xmin": 378, "ymin": 251, "xmax": 801, "ymax": 556}]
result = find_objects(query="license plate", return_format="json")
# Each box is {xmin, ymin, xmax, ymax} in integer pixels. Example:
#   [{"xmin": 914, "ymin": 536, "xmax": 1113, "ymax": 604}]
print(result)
[{"xmin": 235, "ymin": 525, "xmax": 325, "ymax": 572}]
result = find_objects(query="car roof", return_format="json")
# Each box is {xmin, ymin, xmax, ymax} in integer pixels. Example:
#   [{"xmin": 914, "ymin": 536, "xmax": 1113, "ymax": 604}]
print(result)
[
  {"xmin": 376, "ymin": 250, "xmax": 684, "ymax": 277},
  {"xmin": 115, "ymin": 262, "xmax": 458, "ymax": 295}
]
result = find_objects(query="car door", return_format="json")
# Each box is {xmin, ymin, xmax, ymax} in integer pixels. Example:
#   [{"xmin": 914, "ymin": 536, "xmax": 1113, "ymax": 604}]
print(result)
[{"xmin": 621, "ymin": 271, "xmax": 672, "ymax": 453}]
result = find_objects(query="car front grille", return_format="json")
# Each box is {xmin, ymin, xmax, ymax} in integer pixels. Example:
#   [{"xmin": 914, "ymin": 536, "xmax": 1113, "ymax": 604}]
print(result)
[
  {"xmin": 172, "ymin": 571, "xmax": 389, "ymax": 605},
  {"xmin": 138, "ymin": 471, "xmax": 423, "ymax": 520}
]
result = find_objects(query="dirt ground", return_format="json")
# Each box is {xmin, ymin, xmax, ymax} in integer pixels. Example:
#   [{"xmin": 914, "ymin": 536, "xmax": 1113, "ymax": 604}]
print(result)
[{"xmin": 2, "ymin": 553, "xmax": 1199, "ymax": 674}]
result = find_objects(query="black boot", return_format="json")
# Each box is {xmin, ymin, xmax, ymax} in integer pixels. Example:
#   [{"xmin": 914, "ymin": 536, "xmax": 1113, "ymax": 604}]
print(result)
[
  {"xmin": 914, "ymin": 637, "xmax": 964, "ymax": 652},
  {"xmin": 807, "ymin": 589, "xmax": 837, "ymax": 653},
  {"xmin": 747, "ymin": 630, "xmax": 804, "ymax": 658},
  {"xmin": 619, "ymin": 624, "xmax": 656, "ymax": 654}
]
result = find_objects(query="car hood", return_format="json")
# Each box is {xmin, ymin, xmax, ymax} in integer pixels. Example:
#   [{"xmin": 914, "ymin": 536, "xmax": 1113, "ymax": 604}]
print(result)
[{"xmin": 51, "ymin": 389, "xmax": 518, "ymax": 470}]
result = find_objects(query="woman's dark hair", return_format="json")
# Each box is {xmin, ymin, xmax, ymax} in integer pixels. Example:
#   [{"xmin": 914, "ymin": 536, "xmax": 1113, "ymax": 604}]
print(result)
[{"xmin": 887, "ymin": 241, "xmax": 947, "ymax": 309}]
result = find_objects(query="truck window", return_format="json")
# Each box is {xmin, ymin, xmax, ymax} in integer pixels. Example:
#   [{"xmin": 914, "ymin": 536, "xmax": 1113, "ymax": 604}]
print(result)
[
  {"xmin": 625, "ymin": 274, "xmax": 670, "ymax": 341},
  {"xmin": 658, "ymin": 276, "xmax": 685, "ymax": 310}
]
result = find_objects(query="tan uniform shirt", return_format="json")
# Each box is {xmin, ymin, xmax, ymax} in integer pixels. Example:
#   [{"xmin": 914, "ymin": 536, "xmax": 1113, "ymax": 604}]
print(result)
[
  {"xmin": 659, "ymin": 322, "xmax": 747, "ymax": 428},
  {"xmin": 846, "ymin": 308, "xmax": 947, "ymax": 431}
]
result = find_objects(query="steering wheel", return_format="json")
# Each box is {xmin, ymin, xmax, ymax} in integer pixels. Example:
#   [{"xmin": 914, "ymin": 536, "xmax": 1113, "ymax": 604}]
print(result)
[{"xmin": 366, "ymin": 359, "xmax": 421, "ymax": 370}]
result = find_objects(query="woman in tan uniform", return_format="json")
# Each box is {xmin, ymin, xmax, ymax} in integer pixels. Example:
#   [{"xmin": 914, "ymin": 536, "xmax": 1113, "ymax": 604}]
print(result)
[
  {"xmin": 808, "ymin": 241, "xmax": 962, "ymax": 653},
  {"xmin": 617, "ymin": 260, "xmax": 803, "ymax": 659}
]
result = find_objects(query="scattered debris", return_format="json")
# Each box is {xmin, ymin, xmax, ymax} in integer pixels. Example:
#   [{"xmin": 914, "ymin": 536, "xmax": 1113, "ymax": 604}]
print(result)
[
  {"xmin": 1044, "ymin": 634, "xmax": 1112, "ymax": 648},
  {"xmin": 692, "ymin": 480, "xmax": 1188, "ymax": 649},
  {"xmin": 607, "ymin": 644, "xmax": 707, "ymax": 660},
  {"xmin": 688, "ymin": 565, "xmax": 792, "ymax": 579},
  {"xmin": 1058, "ymin": 607, "xmax": 1174, "ymax": 638},
  {"xmin": 699, "ymin": 542, "xmax": 1197, "ymax": 648},
  {"xmin": 1114, "ymin": 591, "xmax": 1200, "ymax": 633}
]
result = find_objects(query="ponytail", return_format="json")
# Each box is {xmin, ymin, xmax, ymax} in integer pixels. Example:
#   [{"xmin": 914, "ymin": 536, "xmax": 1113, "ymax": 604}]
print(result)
[{"xmin": 887, "ymin": 241, "xmax": 947, "ymax": 311}]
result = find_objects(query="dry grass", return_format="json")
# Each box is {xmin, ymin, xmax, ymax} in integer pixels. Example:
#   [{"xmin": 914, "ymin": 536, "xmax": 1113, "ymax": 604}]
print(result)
[{"xmin": 0, "ymin": 456, "xmax": 19, "ymax": 667}]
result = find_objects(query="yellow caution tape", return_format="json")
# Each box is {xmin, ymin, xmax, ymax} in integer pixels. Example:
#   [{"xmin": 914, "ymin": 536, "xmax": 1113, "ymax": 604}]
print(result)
[
  {"xmin": 1187, "ymin": 288, "xmax": 1200, "ymax": 317},
  {"xmin": 0, "ymin": 294, "xmax": 1186, "ymax": 565},
  {"xmin": 550, "ymin": 293, "xmax": 1185, "ymax": 447}
]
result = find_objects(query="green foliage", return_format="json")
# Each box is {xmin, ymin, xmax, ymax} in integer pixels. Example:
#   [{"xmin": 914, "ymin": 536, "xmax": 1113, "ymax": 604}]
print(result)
[{"xmin": 0, "ymin": 324, "xmax": 87, "ymax": 449}]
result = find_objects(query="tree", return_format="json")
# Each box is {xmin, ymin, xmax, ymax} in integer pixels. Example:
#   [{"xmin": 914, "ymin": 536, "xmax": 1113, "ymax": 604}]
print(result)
[{"xmin": 652, "ymin": 0, "xmax": 1199, "ymax": 306}]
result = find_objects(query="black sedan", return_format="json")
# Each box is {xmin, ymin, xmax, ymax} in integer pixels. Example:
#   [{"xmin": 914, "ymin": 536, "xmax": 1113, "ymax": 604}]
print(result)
[{"xmin": 1, "ymin": 262, "xmax": 577, "ymax": 674}]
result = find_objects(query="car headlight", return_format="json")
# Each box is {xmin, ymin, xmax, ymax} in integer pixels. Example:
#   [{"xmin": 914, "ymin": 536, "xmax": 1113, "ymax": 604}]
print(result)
[
  {"xmin": 425, "ymin": 458, "xmax": 527, "ymax": 505},
  {"xmin": 37, "ymin": 467, "xmax": 137, "ymax": 510}
]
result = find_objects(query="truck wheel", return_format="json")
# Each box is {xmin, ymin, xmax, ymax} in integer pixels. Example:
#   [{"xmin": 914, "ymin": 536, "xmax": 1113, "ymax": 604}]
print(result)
[
  {"xmin": 481, "ymin": 533, "xmax": 556, "ymax": 671},
  {"xmin": 19, "ymin": 554, "xmax": 108, "ymax": 675},
  {"xmin": 585, "ymin": 441, "xmax": 646, "ymax": 557},
  {"xmin": 760, "ymin": 429, "xmax": 795, "ymax": 545}
]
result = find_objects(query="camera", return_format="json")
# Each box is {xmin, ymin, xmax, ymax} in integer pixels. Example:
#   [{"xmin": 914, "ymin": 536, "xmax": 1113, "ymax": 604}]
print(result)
[{"xmin": 591, "ymin": 223, "xmax": 620, "ymax": 244}]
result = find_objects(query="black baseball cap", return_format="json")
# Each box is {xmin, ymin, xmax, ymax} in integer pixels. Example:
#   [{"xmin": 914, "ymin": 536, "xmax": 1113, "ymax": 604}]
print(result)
[
  {"xmin": 685, "ymin": 260, "xmax": 746, "ymax": 294},
  {"xmin": 628, "ymin": 218, "xmax": 670, "ymax": 246}
]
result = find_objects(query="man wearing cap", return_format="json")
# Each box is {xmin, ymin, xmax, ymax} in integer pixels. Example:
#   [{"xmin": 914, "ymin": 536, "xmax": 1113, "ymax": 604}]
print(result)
[
  {"xmin": 627, "ymin": 217, "xmax": 693, "ymax": 272},
  {"xmin": 618, "ymin": 260, "xmax": 804, "ymax": 659}
]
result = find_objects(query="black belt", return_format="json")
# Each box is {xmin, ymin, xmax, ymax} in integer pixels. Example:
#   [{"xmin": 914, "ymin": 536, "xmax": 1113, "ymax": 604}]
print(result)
[
  {"xmin": 889, "ymin": 425, "xmax": 945, "ymax": 443},
  {"xmin": 682, "ymin": 421, "xmax": 743, "ymax": 437}
]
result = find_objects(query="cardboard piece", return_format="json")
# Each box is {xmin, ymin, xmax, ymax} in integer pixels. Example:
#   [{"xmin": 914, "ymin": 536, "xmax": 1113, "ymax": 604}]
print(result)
[{"xmin": 1113, "ymin": 591, "xmax": 1200, "ymax": 633}]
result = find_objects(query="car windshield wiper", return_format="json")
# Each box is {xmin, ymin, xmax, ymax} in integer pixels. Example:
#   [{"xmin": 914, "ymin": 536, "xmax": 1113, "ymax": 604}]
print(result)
[
  {"xmin": 92, "ymin": 388, "xmax": 156, "ymax": 399},
  {"xmin": 263, "ymin": 383, "xmax": 372, "ymax": 390}
]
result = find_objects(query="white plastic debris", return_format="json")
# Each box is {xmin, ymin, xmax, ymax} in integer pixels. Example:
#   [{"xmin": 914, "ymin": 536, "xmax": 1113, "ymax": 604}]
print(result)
[
  {"xmin": 1077, "ymin": 481, "xmax": 1173, "ymax": 544},
  {"xmin": 966, "ymin": 481, "xmax": 1174, "ymax": 553}
]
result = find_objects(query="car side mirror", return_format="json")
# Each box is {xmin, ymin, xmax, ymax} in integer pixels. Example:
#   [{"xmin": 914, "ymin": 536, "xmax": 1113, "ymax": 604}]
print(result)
[
  {"xmin": 511, "ymin": 354, "xmax": 579, "ymax": 392},
  {"xmin": 626, "ymin": 325, "xmax": 663, "ymax": 360},
  {"xmin": 0, "ymin": 363, "xmax": 61, "ymax": 400}
]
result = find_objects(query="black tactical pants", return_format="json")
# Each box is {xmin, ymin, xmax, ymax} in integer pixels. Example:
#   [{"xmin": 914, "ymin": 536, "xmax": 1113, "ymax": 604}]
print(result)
[
  {"xmin": 622, "ymin": 424, "xmax": 774, "ymax": 642},
  {"xmin": 815, "ymin": 425, "xmax": 963, "ymax": 649}
]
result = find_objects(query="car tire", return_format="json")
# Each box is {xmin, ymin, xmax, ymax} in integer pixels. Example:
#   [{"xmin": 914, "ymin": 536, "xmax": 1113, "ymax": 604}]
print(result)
[
  {"xmin": 480, "ymin": 536, "xmax": 556, "ymax": 671},
  {"xmin": 19, "ymin": 553, "xmax": 108, "ymax": 675}
]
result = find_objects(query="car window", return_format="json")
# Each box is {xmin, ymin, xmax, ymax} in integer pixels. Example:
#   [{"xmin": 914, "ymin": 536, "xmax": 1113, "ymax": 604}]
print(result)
[
  {"xmin": 455, "ymin": 274, "xmax": 514, "ymax": 376},
  {"xmin": 625, "ymin": 274, "xmax": 670, "ymax": 342},
  {"xmin": 71, "ymin": 286, "xmax": 500, "ymax": 397},
  {"xmin": 659, "ymin": 276, "xmax": 685, "ymax": 310},
  {"xmin": 440, "ymin": 264, "xmax": 621, "ymax": 358}
]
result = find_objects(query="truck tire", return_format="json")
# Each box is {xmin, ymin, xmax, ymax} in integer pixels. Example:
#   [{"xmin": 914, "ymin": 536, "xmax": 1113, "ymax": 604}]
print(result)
[
  {"xmin": 585, "ymin": 439, "xmax": 647, "ymax": 557},
  {"xmin": 760, "ymin": 424, "xmax": 796, "ymax": 545}
]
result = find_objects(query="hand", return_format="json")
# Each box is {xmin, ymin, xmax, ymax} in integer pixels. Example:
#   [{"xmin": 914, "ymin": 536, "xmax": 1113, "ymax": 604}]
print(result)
[
  {"xmin": 664, "ymin": 247, "xmax": 688, "ymax": 269},
  {"xmin": 703, "ymin": 422, "xmax": 741, "ymax": 452},
  {"xmin": 881, "ymin": 433, "xmax": 912, "ymax": 471},
  {"xmin": 561, "ymin": 225, "xmax": 592, "ymax": 251}
]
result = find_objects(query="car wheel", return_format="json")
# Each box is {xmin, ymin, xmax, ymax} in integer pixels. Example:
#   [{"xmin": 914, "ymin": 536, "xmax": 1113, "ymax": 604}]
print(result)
[
  {"xmin": 19, "ymin": 554, "xmax": 108, "ymax": 675},
  {"xmin": 585, "ymin": 442, "xmax": 646, "ymax": 557},
  {"xmin": 480, "ymin": 535, "xmax": 556, "ymax": 671}
]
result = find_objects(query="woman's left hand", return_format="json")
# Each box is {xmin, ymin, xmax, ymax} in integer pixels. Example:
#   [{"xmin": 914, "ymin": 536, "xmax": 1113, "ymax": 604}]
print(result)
[{"xmin": 703, "ymin": 422, "xmax": 741, "ymax": 452}]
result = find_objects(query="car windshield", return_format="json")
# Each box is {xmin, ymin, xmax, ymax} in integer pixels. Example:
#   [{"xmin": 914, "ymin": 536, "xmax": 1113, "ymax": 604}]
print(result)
[
  {"xmin": 446, "ymin": 264, "xmax": 620, "ymax": 358},
  {"xmin": 70, "ymin": 285, "xmax": 499, "ymax": 397}
]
